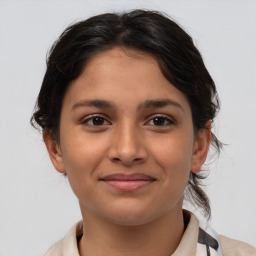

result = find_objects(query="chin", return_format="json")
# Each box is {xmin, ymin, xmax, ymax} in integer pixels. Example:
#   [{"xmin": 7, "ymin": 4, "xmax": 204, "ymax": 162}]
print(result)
[
  {"xmin": 107, "ymin": 213, "xmax": 155, "ymax": 227},
  {"xmin": 102, "ymin": 204, "xmax": 166, "ymax": 227}
]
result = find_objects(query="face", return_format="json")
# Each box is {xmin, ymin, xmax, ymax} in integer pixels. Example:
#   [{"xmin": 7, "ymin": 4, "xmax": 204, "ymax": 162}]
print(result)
[{"xmin": 45, "ymin": 47, "xmax": 210, "ymax": 226}]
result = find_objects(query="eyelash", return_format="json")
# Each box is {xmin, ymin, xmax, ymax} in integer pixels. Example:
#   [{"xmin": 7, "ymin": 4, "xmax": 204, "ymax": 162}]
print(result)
[
  {"xmin": 80, "ymin": 114, "xmax": 175, "ymax": 127},
  {"xmin": 146, "ymin": 115, "xmax": 175, "ymax": 127},
  {"xmin": 80, "ymin": 115, "xmax": 111, "ymax": 127}
]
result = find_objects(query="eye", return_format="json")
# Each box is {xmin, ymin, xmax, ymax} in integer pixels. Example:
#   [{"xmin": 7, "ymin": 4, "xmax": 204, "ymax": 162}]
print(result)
[
  {"xmin": 81, "ymin": 115, "xmax": 110, "ymax": 127},
  {"xmin": 146, "ymin": 115, "xmax": 174, "ymax": 126}
]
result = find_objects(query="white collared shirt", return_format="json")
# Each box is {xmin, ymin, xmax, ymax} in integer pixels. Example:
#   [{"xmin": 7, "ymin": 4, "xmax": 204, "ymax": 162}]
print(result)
[{"xmin": 44, "ymin": 211, "xmax": 256, "ymax": 256}]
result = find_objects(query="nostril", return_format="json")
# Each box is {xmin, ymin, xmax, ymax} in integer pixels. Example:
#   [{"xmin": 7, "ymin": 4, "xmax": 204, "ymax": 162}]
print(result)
[
  {"xmin": 107, "ymin": 142, "xmax": 148, "ymax": 165},
  {"xmin": 111, "ymin": 157, "xmax": 143, "ymax": 164}
]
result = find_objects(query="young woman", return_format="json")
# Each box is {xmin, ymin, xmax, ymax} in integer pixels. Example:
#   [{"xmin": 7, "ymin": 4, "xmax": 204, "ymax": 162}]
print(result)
[{"xmin": 31, "ymin": 9, "xmax": 256, "ymax": 256}]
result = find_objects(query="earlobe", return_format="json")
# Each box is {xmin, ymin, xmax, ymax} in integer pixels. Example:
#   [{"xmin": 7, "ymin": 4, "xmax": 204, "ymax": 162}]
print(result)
[
  {"xmin": 43, "ymin": 131, "xmax": 66, "ymax": 174},
  {"xmin": 191, "ymin": 121, "xmax": 211, "ymax": 173}
]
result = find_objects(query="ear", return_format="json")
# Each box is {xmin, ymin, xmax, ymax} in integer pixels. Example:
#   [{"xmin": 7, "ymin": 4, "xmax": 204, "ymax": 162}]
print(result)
[
  {"xmin": 191, "ymin": 121, "xmax": 211, "ymax": 173},
  {"xmin": 43, "ymin": 131, "xmax": 66, "ymax": 174}
]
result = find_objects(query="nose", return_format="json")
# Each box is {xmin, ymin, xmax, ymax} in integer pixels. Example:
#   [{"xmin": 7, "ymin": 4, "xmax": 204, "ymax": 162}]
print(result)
[{"xmin": 107, "ymin": 122, "xmax": 148, "ymax": 166}]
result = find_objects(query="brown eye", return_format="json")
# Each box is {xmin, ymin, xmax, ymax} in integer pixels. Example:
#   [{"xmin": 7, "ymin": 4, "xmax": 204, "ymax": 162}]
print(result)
[
  {"xmin": 147, "ymin": 115, "xmax": 174, "ymax": 127},
  {"xmin": 152, "ymin": 117, "xmax": 165, "ymax": 126},
  {"xmin": 91, "ymin": 117, "xmax": 105, "ymax": 126},
  {"xmin": 82, "ymin": 115, "xmax": 110, "ymax": 126}
]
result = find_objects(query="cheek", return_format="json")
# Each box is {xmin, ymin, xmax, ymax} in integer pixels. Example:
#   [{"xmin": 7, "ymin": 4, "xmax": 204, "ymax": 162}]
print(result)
[
  {"xmin": 152, "ymin": 133, "xmax": 194, "ymax": 190},
  {"xmin": 154, "ymin": 132, "xmax": 194, "ymax": 168},
  {"xmin": 59, "ymin": 135, "xmax": 107, "ymax": 197},
  {"xmin": 60, "ymin": 129, "xmax": 108, "ymax": 172}
]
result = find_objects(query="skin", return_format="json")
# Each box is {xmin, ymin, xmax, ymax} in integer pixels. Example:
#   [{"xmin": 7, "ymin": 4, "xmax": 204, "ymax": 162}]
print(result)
[{"xmin": 44, "ymin": 47, "xmax": 211, "ymax": 256}]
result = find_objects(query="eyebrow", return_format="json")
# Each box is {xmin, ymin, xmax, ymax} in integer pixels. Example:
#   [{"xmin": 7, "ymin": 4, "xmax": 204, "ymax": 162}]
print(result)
[
  {"xmin": 72, "ymin": 99, "xmax": 115, "ymax": 111},
  {"xmin": 137, "ymin": 99, "xmax": 184, "ymax": 112},
  {"xmin": 71, "ymin": 98, "xmax": 184, "ymax": 112}
]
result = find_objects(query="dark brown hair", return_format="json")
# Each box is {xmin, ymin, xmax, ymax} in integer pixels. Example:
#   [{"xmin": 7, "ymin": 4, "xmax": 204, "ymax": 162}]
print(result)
[{"xmin": 31, "ymin": 9, "xmax": 222, "ymax": 219}]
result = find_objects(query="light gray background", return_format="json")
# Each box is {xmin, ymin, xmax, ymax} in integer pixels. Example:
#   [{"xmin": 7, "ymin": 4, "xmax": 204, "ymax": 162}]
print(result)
[{"xmin": 0, "ymin": 0, "xmax": 255, "ymax": 255}]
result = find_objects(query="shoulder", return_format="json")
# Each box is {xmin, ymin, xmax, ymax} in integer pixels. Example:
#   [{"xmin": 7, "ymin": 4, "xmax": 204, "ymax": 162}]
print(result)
[
  {"xmin": 44, "ymin": 239, "xmax": 63, "ymax": 256},
  {"xmin": 43, "ymin": 221, "xmax": 83, "ymax": 256},
  {"xmin": 220, "ymin": 235, "xmax": 256, "ymax": 256}
]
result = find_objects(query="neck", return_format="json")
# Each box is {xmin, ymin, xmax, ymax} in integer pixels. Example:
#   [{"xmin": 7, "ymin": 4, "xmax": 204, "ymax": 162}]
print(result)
[{"xmin": 78, "ymin": 205, "xmax": 185, "ymax": 256}]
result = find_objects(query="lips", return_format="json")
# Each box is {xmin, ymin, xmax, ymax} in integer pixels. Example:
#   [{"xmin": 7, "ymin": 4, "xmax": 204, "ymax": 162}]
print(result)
[{"xmin": 100, "ymin": 173, "xmax": 156, "ymax": 192}]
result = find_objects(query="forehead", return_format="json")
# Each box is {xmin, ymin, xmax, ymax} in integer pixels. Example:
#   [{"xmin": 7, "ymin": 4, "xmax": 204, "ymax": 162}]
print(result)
[
  {"xmin": 64, "ymin": 47, "xmax": 191, "ymax": 114},
  {"xmin": 78, "ymin": 47, "xmax": 164, "ymax": 86}
]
